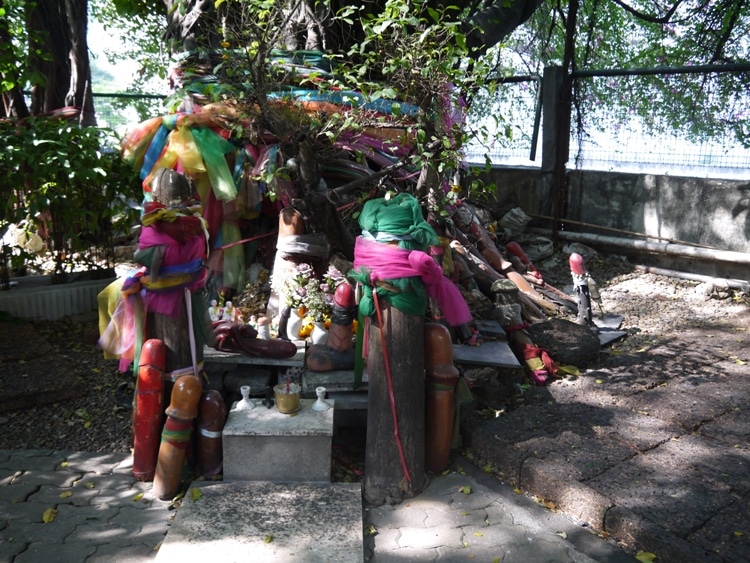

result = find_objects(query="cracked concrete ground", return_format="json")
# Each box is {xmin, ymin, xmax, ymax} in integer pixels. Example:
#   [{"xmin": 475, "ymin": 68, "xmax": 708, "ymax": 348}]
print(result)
[{"xmin": 464, "ymin": 321, "xmax": 750, "ymax": 562}]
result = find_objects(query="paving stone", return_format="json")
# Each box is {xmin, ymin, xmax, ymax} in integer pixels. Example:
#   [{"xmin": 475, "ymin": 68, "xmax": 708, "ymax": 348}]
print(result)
[
  {"xmin": 64, "ymin": 520, "xmax": 139, "ymax": 547},
  {"xmin": 366, "ymin": 504, "xmax": 427, "ymax": 529},
  {"xmin": 462, "ymin": 522, "xmax": 528, "ymax": 546},
  {"xmin": 497, "ymin": 535, "xmax": 594, "ymax": 563},
  {"xmin": 62, "ymin": 451, "xmax": 133, "ymax": 474},
  {"xmin": 27, "ymin": 483, "xmax": 102, "ymax": 506},
  {"xmin": 13, "ymin": 540, "xmax": 98, "ymax": 563},
  {"xmin": 4, "ymin": 518, "xmax": 77, "ymax": 544},
  {"xmin": 685, "ymin": 493, "xmax": 750, "ymax": 561},
  {"xmin": 448, "ymin": 487, "xmax": 494, "ymax": 511},
  {"xmin": 55, "ymin": 503, "xmax": 120, "ymax": 526},
  {"xmin": 483, "ymin": 502, "xmax": 517, "ymax": 527},
  {"xmin": 8, "ymin": 467, "xmax": 83, "ymax": 488},
  {"xmin": 91, "ymin": 486, "xmax": 163, "ymax": 507},
  {"xmin": 424, "ymin": 505, "xmax": 489, "ymax": 528},
  {"xmin": 74, "ymin": 472, "xmax": 140, "ymax": 492},
  {"xmin": 698, "ymin": 405, "xmax": 750, "ymax": 447},
  {"xmin": 371, "ymin": 545, "xmax": 439, "ymax": 562},
  {"xmin": 0, "ymin": 449, "xmax": 66, "ymax": 472},
  {"xmin": 0, "ymin": 499, "xmax": 60, "ymax": 523},
  {"xmin": 604, "ymin": 505, "xmax": 716, "ymax": 563},
  {"xmin": 618, "ymin": 378, "xmax": 748, "ymax": 431},
  {"xmin": 588, "ymin": 438, "xmax": 735, "ymax": 538},
  {"xmin": 0, "ymin": 482, "xmax": 38, "ymax": 506},
  {"xmin": 366, "ymin": 525, "xmax": 401, "ymax": 551},
  {"xmin": 109, "ymin": 505, "xmax": 173, "ymax": 533},
  {"xmin": 88, "ymin": 542, "xmax": 160, "ymax": 562},
  {"xmin": 0, "ymin": 536, "xmax": 27, "ymax": 561},
  {"xmin": 396, "ymin": 525, "xmax": 463, "ymax": 549}
]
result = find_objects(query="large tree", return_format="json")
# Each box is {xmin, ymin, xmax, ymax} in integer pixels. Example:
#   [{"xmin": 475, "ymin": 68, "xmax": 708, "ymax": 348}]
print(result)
[
  {"xmin": 503, "ymin": 0, "xmax": 750, "ymax": 148},
  {"xmin": 0, "ymin": 0, "xmax": 95, "ymax": 123}
]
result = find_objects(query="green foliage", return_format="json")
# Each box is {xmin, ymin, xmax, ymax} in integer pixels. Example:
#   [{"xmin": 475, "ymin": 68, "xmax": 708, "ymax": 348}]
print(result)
[
  {"xmin": 178, "ymin": 0, "xmax": 507, "ymax": 207},
  {"xmin": 0, "ymin": 118, "xmax": 141, "ymax": 279},
  {"xmin": 507, "ymin": 0, "xmax": 750, "ymax": 148},
  {"xmin": 0, "ymin": 1, "xmax": 49, "ymax": 96},
  {"xmin": 90, "ymin": 0, "xmax": 169, "ymax": 94}
]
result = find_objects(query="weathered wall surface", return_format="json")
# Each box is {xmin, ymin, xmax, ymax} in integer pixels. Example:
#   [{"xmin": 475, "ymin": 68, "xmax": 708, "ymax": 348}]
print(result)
[
  {"xmin": 566, "ymin": 172, "xmax": 750, "ymax": 254},
  {"xmin": 471, "ymin": 167, "xmax": 750, "ymax": 282}
]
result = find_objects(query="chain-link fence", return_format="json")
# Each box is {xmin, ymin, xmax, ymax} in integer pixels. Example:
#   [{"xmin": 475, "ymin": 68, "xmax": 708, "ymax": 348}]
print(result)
[
  {"xmin": 95, "ymin": 77, "xmax": 750, "ymax": 181},
  {"xmin": 464, "ymin": 67, "xmax": 750, "ymax": 180},
  {"xmin": 93, "ymin": 93, "xmax": 167, "ymax": 140}
]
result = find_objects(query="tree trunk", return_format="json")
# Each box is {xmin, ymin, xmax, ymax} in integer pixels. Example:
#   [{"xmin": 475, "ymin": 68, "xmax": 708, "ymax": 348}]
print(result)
[
  {"xmin": 364, "ymin": 300, "xmax": 427, "ymax": 505},
  {"xmin": 26, "ymin": 0, "xmax": 95, "ymax": 122},
  {"xmin": 0, "ymin": 10, "xmax": 30, "ymax": 118},
  {"xmin": 64, "ymin": 0, "xmax": 95, "ymax": 125},
  {"xmin": 151, "ymin": 311, "xmax": 195, "ymax": 376}
]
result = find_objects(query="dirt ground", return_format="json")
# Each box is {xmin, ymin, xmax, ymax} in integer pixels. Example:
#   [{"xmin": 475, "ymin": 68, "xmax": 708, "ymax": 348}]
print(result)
[{"xmin": 1, "ymin": 245, "xmax": 748, "ymax": 560}]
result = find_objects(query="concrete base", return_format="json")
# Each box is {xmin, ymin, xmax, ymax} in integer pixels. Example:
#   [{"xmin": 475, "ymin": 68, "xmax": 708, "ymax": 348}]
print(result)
[
  {"xmin": 156, "ymin": 481, "xmax": 363, "ymax": 562},
  {"xmin": 223, "ymin": 398, "xmax": 334, "ymax": 482}
]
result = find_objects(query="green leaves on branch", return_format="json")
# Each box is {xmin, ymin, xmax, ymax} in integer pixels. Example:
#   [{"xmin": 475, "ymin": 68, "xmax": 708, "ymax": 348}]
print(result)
[{"xmin": 0, "ymin": 118, "xmax": 141, "ymax": 277}]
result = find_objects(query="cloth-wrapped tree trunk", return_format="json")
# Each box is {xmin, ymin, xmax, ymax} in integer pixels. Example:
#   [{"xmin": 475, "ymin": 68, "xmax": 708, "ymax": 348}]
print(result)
[{"xmin": 364, "ymin": 300, "xmax": 427, "ymax": 505}]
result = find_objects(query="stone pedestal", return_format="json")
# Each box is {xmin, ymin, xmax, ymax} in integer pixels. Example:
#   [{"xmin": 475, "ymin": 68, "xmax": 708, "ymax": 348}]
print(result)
[{"xmin": 223, "ymin": 398, "xmax": 334, "ymax": 482}]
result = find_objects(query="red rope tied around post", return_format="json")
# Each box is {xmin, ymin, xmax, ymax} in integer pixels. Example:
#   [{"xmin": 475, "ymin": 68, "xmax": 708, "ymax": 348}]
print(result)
[{"xmin": 372, "ymin": 290, "xmax": 412, "ymax": 483}]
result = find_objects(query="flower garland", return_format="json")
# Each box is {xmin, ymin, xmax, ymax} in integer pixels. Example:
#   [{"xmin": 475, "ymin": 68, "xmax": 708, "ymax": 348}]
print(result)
[{"xmin": 274, "ymin": 263, "xmax": 346, "ymax": 337}]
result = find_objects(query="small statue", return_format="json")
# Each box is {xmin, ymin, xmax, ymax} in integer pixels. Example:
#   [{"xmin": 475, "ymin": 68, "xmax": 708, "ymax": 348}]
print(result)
[
  {"xmin": 569, "ymin": 253, "xmax": 601, "ymax": 329},
  {"xmin": 222, "ymin": 301, "xmax": 239, "ymax": 322},
  {"xmin": 256, "ymin": 316, "xmax": 271, "ymax": 340},
  {"xmin": 208, "ymin": 299, "xmax": 222, "ymax": 322}
]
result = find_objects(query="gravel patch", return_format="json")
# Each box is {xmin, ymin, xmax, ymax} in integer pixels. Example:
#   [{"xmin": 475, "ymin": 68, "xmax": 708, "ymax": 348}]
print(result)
[{"xmin": 0, "ymin": 245, "xmax": 747, "ymax": 454}]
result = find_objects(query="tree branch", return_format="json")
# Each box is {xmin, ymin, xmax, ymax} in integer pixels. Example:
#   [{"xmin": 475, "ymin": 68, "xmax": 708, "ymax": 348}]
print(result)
[{"xmin": 607, "ymin": 0, "xmax": 686, "ymax": 24}]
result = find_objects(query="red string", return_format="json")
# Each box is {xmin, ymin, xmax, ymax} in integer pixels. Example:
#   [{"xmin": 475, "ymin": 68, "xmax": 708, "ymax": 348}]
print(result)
[
  {"xmin": 373, "ymin": 290, "xmax": 412, "ymax": 483},
  {"xmin": 218, "ymin": 229, "xmax": 278, "ymax": 251}
]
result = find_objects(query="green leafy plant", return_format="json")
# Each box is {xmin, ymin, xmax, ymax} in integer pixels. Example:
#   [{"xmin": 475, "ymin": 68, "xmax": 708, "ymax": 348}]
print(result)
[{"xmin": 0, "ymin": 117, "xmax": 141, "ymax": 282}]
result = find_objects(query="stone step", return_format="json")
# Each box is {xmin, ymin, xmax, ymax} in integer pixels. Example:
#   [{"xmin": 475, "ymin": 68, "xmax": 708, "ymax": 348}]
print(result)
[
  {"xmin": 222, "ymin": 398, "xmax": 335, "ymax": 482},
  {"xmin": 156, "ymin": 481, "xmax": 363, "ymax": 562}
]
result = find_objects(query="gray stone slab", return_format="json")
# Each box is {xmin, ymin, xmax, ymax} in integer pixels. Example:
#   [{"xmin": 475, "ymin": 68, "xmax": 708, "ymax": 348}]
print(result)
[
  {"xmin": 598, "ymin": 328, "xmax": 628, "ymax": 347},
  {"xmin": 204, "ymin": 345, "xmax": 305, "ymax": 367},
  {"xmin": 593, "ymin": 313, "xmax": 624, "ymax": 330},
  {"xmin": 587, "ymin": 436, "xmax": 735, "ymax": 538},
  {"xmin": 452, "ymin": 341, "xmax": 521, "ymax": 368},
  {"xmin": 302, "ymin": 370, "xmax": 368, "ymax": 395},
  {"xmin": 156, "ymin": 481, "xmax": 363, "ymax": 562},
  {"xmin": 474, "ymin": 319, "xmax": 507, "ymax": 339},
  {"xmin": 223, "ymin": 398, "xmax": 334, "ymax": 437},
  {"xmin": 223, "ymin": 399, "xmax": 334, "ymax": 482}
]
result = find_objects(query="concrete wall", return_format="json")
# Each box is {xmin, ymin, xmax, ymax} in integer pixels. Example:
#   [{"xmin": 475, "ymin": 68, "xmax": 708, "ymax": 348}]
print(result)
[{"xmin": 471, "ymin": 167, "xmax": 750, "ymax": 282}]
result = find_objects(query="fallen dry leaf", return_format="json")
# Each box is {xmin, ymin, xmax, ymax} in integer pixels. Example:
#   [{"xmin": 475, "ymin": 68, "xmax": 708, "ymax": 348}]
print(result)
[{"xmin": 42, "ymin": 508, "xmax": 58, "ymax": 523}]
